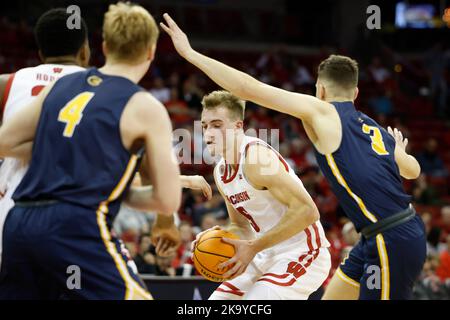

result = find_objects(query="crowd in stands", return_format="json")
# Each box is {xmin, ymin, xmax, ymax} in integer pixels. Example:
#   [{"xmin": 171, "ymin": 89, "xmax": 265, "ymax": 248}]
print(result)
[{"xmin": 1, "ymin": 14, "xmax": 450, "ymax": 299}]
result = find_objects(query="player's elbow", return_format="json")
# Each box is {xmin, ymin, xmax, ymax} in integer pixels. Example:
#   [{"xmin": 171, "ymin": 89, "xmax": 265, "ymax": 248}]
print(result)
[
  {"xmin": 308, "ymin": 207, "xmax": 320, "ymax": 225},
  {"xmin": 301, "ymin": 203, "xmax": 320, "ymax": 226},
  {"xmin": 293, "ymin": 199, "xmax": 320, "ymax": 226}
]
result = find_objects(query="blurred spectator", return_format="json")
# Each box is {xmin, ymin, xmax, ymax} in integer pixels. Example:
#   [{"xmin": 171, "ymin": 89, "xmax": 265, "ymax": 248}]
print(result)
[
  {"xmin": 279, "ymin": 116, "xmax": 301, "ymax": 141},
  {"xmin": 113, "ymin": 205, "xmax": 154, "ymax": 239},
  {"xmin": 304, "ymin": 147, "xmax": 318, "ymax": 167},
  {"xmin": 183, "ymin": 74, "xmax": 204, "ymax": 111},
  {"xmin": 300, "ymin": 166, "xmax": 338, "ymax": 217},
  {"xmin": 278, "ymin": 142, "xmax": 297, "ymax": 172},
  {"xmin": 155, "ymin": 253, "xmax": 176, "ymax": 277},
  {"xmin": 176, "ymin": 261, "xmax": 197, "ymax": 277},
  {"xmin": 436, "ymin": 234, "xmax": 450, "ymax": 281},
  {"xmin": 375, "ymin": 114, "xmax": 388, "ymax": 128},
  {"xmin": 392, "ymin": 117, "xmax": 411, "ymax": 139},
  {"xmin": 368, "ymin": 89, "xmax": 393, "ymax": 116},
  {"xmin": 173, "ymin": 221, "xmax": 194, "ymax": 269},
  {"xmin": 421, "ymin": 212, "xmax": 433, "ymax": 235},
  {"xmin": 289, "ymin": 137, "xmax": 308, "ymax": 170},
  {"xmin": 416, "ymin": 138, "xmax": 448, "ymax": 178},
  {"xmin": 165, "ymin": 88, "xmax": 194, "ymax": 125},
  {"xmin": 253, "ymin": 108, "xmax": 275, "ymax": 130},
  {"xmin": 200, "ymin": 213, "xmax": 219, "ymax": 232},
  {"xmin": 413, "ymin": 255, "xmax": 449, "ymax": 299},
  {"xmin": 424, "ymin": 43, "xmax": 448, "ymax": 116},
  {"xmin": 172, "ymin": 221, "xmax": 195, "ymax": 277},
  {"xmin": 427, "ymin": 227, "xmax": 446, "ymax": 257},
  {"xmin": 134, "ymin": 235, "xmax": 157, "ymax": 274},
  {"xmin": 300, "ymin": 166, "xmax": 322, "ymax": 197},
  {"xmin": 168, "ymin": 71, "xmax": 181, "ymax": 90},
  {"xmin": 368, "ymin": 56, "xmax": 391, "ymax": 85},
  {"xmin": 189, "ymin": 193, "xmax": 226, "ymax": 228},
  {"xmin": 412, "ymin": 174, "xmax": 440, "ymax": 205},
  {"xmin": 184, "ymin": 192, "xmax": 205, "ymax": 226},
  {"xmin": 292, "ymin": 62, "xmax": 314, "ymax": 86},
  {"xmin": 437, "ymin": 206, "xmax": 450, "ymax": 239},
  {"xmin": 149, "ymin": 77, "xmax": 171, "ymax": 103},
  {"xmin": 326, "ymin": 228, "xmax": 345, "ymax": 269}
]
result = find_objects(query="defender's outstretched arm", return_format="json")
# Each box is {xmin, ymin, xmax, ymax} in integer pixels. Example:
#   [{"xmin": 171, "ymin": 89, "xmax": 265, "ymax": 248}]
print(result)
[{"xmin": 160, "ymin": 14, "xmax": 336, "ymax": 127}]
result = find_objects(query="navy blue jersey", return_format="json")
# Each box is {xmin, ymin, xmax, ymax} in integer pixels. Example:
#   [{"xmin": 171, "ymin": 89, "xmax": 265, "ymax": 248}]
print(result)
[
  {"xmin": 13, "ymin": 68, "xmax": 143, "ymax": 217},
  {"xmin": 314, "ymin": 102, "xmax": 411, "ymax": 231}
]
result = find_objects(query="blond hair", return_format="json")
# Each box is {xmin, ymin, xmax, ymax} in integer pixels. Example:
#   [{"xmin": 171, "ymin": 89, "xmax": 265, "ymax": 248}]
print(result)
[
  {"xmin": 201, "ymin": 90, "xmax": 245, "ymax": 120},
  {"xmin": 103, "ymin": 2, "xmax": 159, "ymax": 63}
]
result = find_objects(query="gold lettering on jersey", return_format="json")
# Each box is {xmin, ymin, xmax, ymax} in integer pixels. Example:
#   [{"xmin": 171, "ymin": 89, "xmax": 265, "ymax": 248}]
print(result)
[{"xmin": 226, "ymin": 191, "xmax": 251, "ymax": 205}]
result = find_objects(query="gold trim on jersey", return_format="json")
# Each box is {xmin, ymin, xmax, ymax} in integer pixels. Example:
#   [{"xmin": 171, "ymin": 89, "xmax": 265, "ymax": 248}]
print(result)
[
  {"xmin": 336, "ymin": 267, "xmax": 360, "ymax": 288},
  {"xmin": 325, "ymin": 154, "xmax": 378, "ymax": 223},
  {"xmin": 96, "ymin": 154, "xmax": 153, "ymax": 300},
  {"xmin": 376, "ymin": 234, "xmax": 390, "ymax": 300}
]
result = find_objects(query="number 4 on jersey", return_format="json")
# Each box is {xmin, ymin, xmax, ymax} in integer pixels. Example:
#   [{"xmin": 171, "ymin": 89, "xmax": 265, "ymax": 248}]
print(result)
[{"xmin": 58, "ymin": 92, "xmax": 95, "ymax": 137}]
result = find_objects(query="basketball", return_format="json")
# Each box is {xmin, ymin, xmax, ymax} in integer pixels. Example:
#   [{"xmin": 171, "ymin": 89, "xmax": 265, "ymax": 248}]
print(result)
[{"xmin": 193, "ymin": 229, "xmax": 239, "ymax": 282}]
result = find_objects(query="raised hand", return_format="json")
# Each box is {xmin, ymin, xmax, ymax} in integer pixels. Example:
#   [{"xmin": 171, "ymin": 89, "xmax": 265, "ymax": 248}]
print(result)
[
  {"xmin": 160, "ymin": 13, "xmax": 193, "ymax": 58},
  {"xmin": 387, "ymin": 126, "xmax": 408, "ymax": 153}
]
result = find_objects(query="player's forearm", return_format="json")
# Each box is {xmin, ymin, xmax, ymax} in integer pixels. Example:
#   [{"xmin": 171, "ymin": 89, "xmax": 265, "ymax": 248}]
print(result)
[
  {"xmin": 124, "ymin": 185, "xmax": 173, "ymax": 215},
  {"xmin": 396, "ymin": 150, "xmax": 421, "ymax": 180},
  {"xmin": 154, "ymin": 213, "xmax": 175, "ymax": 228},
  {"xmin": 180, "ymin": 175, "xmax": 196, "ymax": 189},
  {"xmin": 252, "ymin": 204, "xmax": 319, "ymax": 252},
  {"xmin": 226, "ymin": 222, "xmax": 255, "ymax": 240},
  {"xmin": 141, "ymin": 171, "xmax": 193, "ymax": 189},
  {"xmin": 401, "ymin": 155, "xmax": 421, "ymax": 179},
  {"xmin": 185, "ymin": 49, "xmax": 256, "ymax": 100},
  {"xmin": 0, "ymin": 139, "xmax": 32, "ymax": 161}
]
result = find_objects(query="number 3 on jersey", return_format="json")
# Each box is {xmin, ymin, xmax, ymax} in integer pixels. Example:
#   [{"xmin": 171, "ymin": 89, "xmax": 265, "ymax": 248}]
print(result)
[
  {"xmin": 362, "ymin": 124, "xmax": 389, "ymax": 156},
  {"xmin": 58, "ymin": 92, "xmax": 95, "ymax": 137}
]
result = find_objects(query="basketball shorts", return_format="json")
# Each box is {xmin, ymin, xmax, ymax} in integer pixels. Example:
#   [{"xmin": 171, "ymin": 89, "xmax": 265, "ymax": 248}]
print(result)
[
  {"xmin": 0, "ymin": 201, "xmax": 152, "ymax": 300},
  {"xmin": 337, "ymin": 215, "xmax": 426, "ymax": 300},
  {"xmin": 210, "ymin": 245, "xmax": 331, "ymax": 300}
]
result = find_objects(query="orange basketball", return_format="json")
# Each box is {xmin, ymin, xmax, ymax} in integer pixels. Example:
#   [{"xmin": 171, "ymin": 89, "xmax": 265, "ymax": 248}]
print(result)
[{"xmin": 193, "ymin": 229, "xmax": 239, "ymax": 282}]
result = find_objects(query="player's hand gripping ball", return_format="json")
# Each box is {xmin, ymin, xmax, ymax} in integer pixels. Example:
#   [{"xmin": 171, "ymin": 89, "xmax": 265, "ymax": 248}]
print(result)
[{"xmin": 193, "ymin": 229, "xmax": 239, "ymax": 282}]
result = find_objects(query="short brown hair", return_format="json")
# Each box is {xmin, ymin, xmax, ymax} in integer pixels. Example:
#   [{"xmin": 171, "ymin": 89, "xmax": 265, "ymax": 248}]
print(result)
[
  {"xmin": 318, "ymin": 55, "xmax": 359, "ymax": 90},
  {"xmin": 103, "ymin": 2, "xmax": 159, "ymax": 63},
  {"xmin": 201, "ymin": 90, "xmax": 245, "ymax": 120}
]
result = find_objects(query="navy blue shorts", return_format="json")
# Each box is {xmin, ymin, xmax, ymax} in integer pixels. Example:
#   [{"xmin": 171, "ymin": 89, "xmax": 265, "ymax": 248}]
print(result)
[
  {"xmin": 0, "ymin": 202, "xmax": 152, "ymax": 300},
  {"xmin": 338, "ymin": 215, "xmax": 426, "ymax": 300}
]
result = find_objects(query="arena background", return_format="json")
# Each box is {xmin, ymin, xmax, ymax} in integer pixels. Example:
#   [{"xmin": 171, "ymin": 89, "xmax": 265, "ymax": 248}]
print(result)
[{"xmin": 1, "ymin": 0, "xmax": 450, "ymax": 299}]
